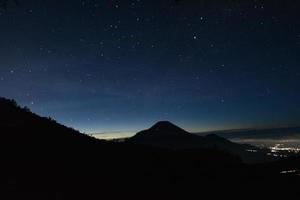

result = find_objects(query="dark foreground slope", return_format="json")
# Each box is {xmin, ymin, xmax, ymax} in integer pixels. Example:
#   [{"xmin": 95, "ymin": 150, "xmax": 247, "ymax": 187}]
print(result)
[{"xmin": 0, "ymin": 98, "xmax": 300, "ymax": 199}]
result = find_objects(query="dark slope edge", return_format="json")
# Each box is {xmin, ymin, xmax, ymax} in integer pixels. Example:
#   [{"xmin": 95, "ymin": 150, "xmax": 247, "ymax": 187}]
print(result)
[
  {"xmin": 0, "ymin": 98, "xmax": 300, "ymax": 199},
  {"xmin": 128, "ymin": 121, "xmax": 274, "ymax": 163}
]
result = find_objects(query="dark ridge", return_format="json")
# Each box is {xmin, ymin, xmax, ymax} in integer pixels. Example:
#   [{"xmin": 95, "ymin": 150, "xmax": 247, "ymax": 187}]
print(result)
[
  {"xmin": 129, "ymin": 121, "xmax": 197, "ymax": 143},
  {"xmin": 0, "ymin": 97, "xmax": 250, "ymax": 198},
  {"xmin": 204, "ymin": 133, "xmax": 231, "ymax": 143},
  {"xmin": 0, "ymin": 97, "xmax": 100, "ymax": 145},
  {"xmin": 148, "ymin": 121, "xmax": 189, "ymax": 134},
  {"xmin": 128, "ymin": 121, "xmax": 277, "ymax": 163},
  {"xmin": 1, "ymin": 97, "xmax": 300, "ymax": 199}
]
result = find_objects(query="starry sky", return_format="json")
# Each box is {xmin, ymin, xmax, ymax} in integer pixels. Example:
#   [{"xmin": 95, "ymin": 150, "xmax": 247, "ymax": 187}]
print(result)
[{"xmin": 0, "ymin": 0, "xmax": 300, "ymax": 138}]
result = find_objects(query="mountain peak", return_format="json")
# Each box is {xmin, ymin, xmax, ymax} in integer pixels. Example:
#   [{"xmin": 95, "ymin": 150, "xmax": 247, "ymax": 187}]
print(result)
[
  {"xmin": 129, "ymin": 121, "xmax": 191, "ymax": 140},
  {"xmin": 149, "ymin": 121, "xmax": 188, "ymax": 133}
]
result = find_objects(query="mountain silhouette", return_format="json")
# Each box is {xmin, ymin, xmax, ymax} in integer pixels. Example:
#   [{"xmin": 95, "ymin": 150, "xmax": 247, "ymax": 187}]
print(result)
[
  {"xmin": 128, "ymin": 121, "xmax": 274, "ymax": 163},
  {"xmin": 1, "ymin": 97, "xmax": 300, "ymax": 199},
  {"xmin": 148, "ymin": 121, "xmax": 189, "ymax": 134},
  {"xmin": 131, "ymin": 121, "xmax": 199, "ymax": 140},
  {"xmin": 0, "ymin": 98, "xmax": 246, "ymax": 198}
]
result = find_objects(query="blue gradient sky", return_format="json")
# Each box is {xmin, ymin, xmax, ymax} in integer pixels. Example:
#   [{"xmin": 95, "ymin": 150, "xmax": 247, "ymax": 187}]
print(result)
[{"xmin": 1, "ymin": 0, "xmax": 300, "ymax": 137}]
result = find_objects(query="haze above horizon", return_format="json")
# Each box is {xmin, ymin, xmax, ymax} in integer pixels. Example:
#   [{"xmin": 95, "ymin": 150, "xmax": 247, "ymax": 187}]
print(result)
[{"xmin": 1, "ymin": 1, "xmax": 300, "ymax": 136}]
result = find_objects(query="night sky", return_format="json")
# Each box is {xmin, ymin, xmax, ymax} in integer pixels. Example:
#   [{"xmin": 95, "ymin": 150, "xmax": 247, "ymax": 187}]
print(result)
[{"xmin": 1, "ymin": 0, "xmax": 300, "ymax": 138}]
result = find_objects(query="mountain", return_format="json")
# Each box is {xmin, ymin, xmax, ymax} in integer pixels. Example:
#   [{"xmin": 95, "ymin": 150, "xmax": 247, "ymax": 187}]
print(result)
[
  {"xmin": 0, "ymin": 98, "xmax": 247, "ymax": 198},
  {"xmin": 1, "ymin": 97, "xmax": 300, "ymax": 199},
  {"xmin": 130, "ymin": 121, "xmax": 201, "ymax": 146},
  {"xmin": 128, "ymin": 121, "xmax": 274, "ymax": 163}
]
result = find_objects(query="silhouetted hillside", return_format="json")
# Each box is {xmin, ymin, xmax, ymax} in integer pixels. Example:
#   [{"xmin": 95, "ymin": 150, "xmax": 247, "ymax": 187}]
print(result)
[
  {"xmin": 1, "ymin": 97, "xmax": 300, "ymax": 199},
  {"xmin": 0, "ymin": 97, "xmax": 105, "ymax": 160},
  {"xmin": 128, "ymin": 121, "xmax": 274, "ymax": 163},
  {"xmin": 0, "ymin": 98, "xmax": 246, "ymax": 199}
]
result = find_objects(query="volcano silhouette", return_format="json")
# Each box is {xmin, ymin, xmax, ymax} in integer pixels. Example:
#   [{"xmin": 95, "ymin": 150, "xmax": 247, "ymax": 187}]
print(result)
[
  {"xmin": 0, "ymin": 97, "xmax": 297, "ymax": 199},
  {"xmin": 133, "ymin": 121, "xmax": 196, "ymax": 137},
  {"xmin": 130, "ymin": 121, "xmax": 229, "ymax": 148},
  {"xmin": 128, "ymin": 121, "xmax": 273, "ymax": 163}
]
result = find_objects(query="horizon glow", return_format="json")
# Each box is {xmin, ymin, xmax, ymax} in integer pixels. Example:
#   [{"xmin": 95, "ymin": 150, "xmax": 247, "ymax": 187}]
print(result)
[{"xmin": 1, "ymin": 1, "xmax": 300, "ymax": 137}]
